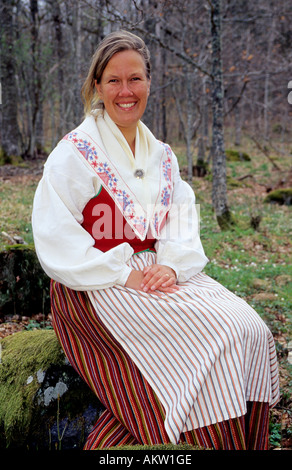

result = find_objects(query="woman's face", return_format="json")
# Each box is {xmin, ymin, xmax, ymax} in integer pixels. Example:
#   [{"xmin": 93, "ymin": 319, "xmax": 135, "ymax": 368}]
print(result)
[{"xmin": 95, "ymin": 49, "xmax": 150, "ymax": 137}]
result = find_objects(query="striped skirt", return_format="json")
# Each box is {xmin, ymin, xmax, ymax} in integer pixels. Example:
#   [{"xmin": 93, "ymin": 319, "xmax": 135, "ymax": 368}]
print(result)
[{"xmin": 50, "ymin": 252, "xmax": 279, "ymax": 450}]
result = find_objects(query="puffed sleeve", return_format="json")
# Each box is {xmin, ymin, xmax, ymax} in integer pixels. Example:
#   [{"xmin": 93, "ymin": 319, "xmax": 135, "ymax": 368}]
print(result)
[
  {"xmin": 155, "ymin": 152, "xmax": 209, "ymax": 282},
  {"xmin": 32, "ymin": 141, "xmax": 133, "ymax": 290}
]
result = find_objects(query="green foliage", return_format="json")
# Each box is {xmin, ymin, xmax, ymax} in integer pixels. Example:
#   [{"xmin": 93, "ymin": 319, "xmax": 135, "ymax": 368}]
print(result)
[
  {"xmin": 25, "ymin": 319, "xmax": 52, "ymax": 331},
  {"xmin": 269, "ymin": 422, "xmax": 282, "ymax": 448}
]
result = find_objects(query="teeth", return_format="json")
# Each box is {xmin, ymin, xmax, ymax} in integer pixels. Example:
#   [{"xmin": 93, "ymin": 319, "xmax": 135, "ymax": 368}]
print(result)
[{"xmin": 118, "ymin": 103, "xmax": 135, "ymax": 108}]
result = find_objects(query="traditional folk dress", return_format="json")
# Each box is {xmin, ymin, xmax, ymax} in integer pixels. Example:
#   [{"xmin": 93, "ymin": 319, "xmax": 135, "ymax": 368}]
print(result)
[{"xmin": 32, "ymin": 110, "xmax": 279, "ymax": 450}]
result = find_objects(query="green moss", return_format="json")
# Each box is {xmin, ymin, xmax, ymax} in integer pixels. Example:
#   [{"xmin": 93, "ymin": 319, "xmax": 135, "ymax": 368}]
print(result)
[
  {"xmin": 203, "ymin": 174, "xmax": 248, "ymax": 189},
  {"xmin": 0, "ymin": 149, "xmax": 24, "ymax": 166},
  {"xmin": 226, "ymin": 175, "xmax": 247, "ymax": 188},
  {"xmin": 216, "ymin": 209, "xmax": 236, "ymax": 231},
  {"xmin": 264, "ymin": 188, "xmax": 292, "ymax": 205},
  {"xmin": 0, "ymin": 330, "xmax": 64, "ymax": 445},
  {"xmin": 0, "ymin": 243, "xmax": 35, "ymax": 253},
  {"xmin": 225, "ymin": 149, "xmax": 251, "ymax": 161}
]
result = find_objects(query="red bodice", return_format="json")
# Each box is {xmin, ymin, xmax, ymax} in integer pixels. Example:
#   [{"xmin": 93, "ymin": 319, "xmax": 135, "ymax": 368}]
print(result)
[{"xmin": 81, "ymin": 186, "xmax": 156, "ymax": 254}]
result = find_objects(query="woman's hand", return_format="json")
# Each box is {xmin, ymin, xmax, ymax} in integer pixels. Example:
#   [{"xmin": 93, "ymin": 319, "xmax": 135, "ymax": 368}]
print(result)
[
  {"xmin": 141, "ymin": 264, "xmax": 178, "ymax": 293},
  {"xmin": 124, "ymin": 269, "xmax": 145, "ymax": 291},
  {"xmin": 125, "ymin": 265, "xmax": 178, "ymax": 293}
]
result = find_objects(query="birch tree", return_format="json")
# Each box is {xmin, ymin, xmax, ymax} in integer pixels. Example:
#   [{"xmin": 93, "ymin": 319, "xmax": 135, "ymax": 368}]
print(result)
[
  {"xmin": 209, "ymin": 0, "xmax": 233, "ymax": 229},
  {"xmin": 28, "ymin": 0, "xmax": 42, "ymax": 158}
]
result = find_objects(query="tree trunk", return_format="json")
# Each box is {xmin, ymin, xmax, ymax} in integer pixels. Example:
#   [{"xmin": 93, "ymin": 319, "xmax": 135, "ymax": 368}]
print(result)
[
  {"xmin": 263, "ymin": 18, "xmax": 275, "ymax": 142},
  {"xmin": 172, "ymin": 66, "xmax": 194, "ymax": 184},
  {"xmin": 186, "ymin": 66, "xmax": 194, "ymax": 184},
  {"xmin": 0, "ymin": 1, "xmax": 22, "ymax": 159},
  {"xmin": 28, "ymin": 0, "xmax": 42, "ymax": 158},
  {"xmin": 210, "ymin": 0, "xmax": 233, "ymax": 229},
  {"xmin": 201, "ymin": 76, "xmax": 209, "ymax": 149},
  {"xmin": 154, "ymin": 10, "xmax": 162, "ymax": 139},
  {"xmin": 50, "ymin": 0, "xmax": 65, "ymax": 140},
  {"xmin": 72, "ymin": 0, "xmax": 83, "ymax": 124},
  {"xmin": 161, "ymin": 45, "xmax": 167, "ymax": 142}
]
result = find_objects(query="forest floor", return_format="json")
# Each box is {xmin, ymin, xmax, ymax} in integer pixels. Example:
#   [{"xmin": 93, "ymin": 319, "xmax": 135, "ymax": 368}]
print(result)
[{"xmin": 0, "ymin": 135, "xmax": 291, "ymax": 450}]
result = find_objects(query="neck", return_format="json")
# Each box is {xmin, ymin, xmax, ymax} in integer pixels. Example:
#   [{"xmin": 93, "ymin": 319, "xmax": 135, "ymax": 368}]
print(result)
[{"xmin": 118, "ymin": 125, "xmax": 136, "ymax": 156}]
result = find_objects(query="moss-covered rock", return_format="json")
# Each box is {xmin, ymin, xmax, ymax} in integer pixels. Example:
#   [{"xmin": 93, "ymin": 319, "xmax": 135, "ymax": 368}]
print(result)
[
  {"xmin": 0, "ymin": 149, "xmax": 24, "ymax": 166},
  {"xmin": 0, "ymin": 245, "xmax": 50, "ymax": 319},
  {"xmin": 216, "ymin": 208, "xmax": 236, "ymax": 231},
  {"xmin": 0, "ymin": 329, "xmax": 103, "ymax": 449},
  {"xmin": 264, "ymin": 188, "xmax": 292, "ymax": 205},
  {"xmin": 225, "ymin": 149, "xmax": 251, "ymax": 162}
]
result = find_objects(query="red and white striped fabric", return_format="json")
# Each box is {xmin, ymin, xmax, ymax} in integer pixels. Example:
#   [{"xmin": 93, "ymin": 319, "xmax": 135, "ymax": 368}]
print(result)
[{"xmin": 88, "ymin": 251, "xmax": 279, "ymax": 444}]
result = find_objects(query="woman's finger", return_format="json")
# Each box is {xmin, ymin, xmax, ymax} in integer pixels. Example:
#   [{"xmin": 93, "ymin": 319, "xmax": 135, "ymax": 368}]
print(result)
[
  {"xmin": 141, "ymin": 267, "xmax": 176, "ymax": 292},
  {"xmin": 142, "ymin": 270, "xmax": 163, "ymax": 291},
  {"xmin": 161, "ymin": 273, "xmax": 175, "ymax": 286}
]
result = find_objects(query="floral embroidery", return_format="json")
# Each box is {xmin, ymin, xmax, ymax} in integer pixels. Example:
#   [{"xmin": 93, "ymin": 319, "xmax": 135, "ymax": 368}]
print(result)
[
  {"xmin": 132, "ymin": 215, "xmax": 147, "ymax": 233},
  {"xmin": 116, "ymin": 190, "xmax": 134, "ymax": 213},
  {"xmin": 162, "ymin": 157, "xmax": 172, "ymax": 182},
  {"xmin": 66, "ymin": 132, "xmax": 98, "ymax": 162},
  {"xmin": 159, "ymin": 143, "xmax": 172, "ymax": 206},
  {"xmin": 161, "ymin": 158, "xmax": 172, "ymax": 208},
  {"xmin": 148, "ymin": 142, "xmax": 173, "ymax": 236},
  {"xmin": 161, "ymin": 187, "xmax": 171, "ymax": 207},
  {"xmin": 153, "ymin": 212, "xmax": 159, "ymax": 233}
]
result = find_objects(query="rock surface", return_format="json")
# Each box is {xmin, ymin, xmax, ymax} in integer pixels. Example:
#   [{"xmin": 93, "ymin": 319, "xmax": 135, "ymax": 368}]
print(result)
[
  {"xmin": 0, "ymin": 245, "xmax": 50, "ymax": 319},
  {"xmin": 0, "ymin": 329, "xmax": 103, "ymax": 449}
]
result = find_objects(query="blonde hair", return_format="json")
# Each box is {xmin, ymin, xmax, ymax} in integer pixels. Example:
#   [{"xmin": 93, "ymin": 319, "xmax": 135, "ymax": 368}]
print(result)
[{"xmin": 81, "ymin": 30, "xmax": 151, "ymax": 116}]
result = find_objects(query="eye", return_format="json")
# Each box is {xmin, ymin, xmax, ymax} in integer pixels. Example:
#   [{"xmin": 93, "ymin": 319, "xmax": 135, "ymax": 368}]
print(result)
[
  {"xmin": 131, "ymin": 77, "xmax": 141, "ymax": 81},
  {"xmin": 108, "ymin": 78, "xmax": 119, "ymax": 83}
]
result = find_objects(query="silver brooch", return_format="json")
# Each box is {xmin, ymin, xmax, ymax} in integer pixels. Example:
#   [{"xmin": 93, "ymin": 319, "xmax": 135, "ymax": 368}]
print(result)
[{"xmin": 134, "ymin": 169, "xmax": 145, "ymax": 179}]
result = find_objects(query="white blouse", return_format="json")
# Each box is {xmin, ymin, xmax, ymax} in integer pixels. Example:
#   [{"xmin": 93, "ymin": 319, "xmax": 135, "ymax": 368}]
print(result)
[{"xmin": 32, "ymin": 111, "xmax": 208, "ymax": 290}]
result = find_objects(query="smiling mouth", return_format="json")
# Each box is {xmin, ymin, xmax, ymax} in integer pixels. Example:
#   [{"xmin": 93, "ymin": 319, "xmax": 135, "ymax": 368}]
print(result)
[{"xmin": 117, "ymin": 102, "xmax": 136, "ymax": 109}]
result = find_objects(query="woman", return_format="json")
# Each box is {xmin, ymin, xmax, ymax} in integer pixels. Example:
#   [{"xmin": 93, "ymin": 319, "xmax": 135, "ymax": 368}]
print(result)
[{"xmin": 32, "ymin": 30, "xmax": 279, "ymax": 450}]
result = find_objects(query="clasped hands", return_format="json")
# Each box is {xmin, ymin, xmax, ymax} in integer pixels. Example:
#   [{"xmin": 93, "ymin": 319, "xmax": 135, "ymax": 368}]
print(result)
[{"xmin": 125, "ymin": 264, "xmax": 179, "ymax": 293}]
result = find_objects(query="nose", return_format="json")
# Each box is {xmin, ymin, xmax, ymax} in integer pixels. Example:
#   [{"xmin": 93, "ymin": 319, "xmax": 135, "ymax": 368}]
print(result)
[{"xmin": 118, "ymin": 81, "xmax": 134, "ymax": 96}]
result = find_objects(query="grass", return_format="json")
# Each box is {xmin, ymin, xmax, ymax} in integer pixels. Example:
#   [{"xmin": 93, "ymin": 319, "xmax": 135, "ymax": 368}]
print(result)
[
  {"xmin": 0, "ymin": 134, "xmax": 291, "ymax": 449},
  {"xmin": 0, "ymin": 177, "xmax": 37, "ymax": 247}
]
